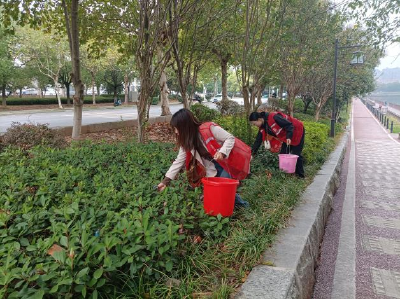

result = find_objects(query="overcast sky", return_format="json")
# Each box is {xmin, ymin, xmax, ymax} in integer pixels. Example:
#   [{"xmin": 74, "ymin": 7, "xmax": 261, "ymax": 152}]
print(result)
[{"xmin": 377, "ymin": 43, "xmax": 400, "ymax": 70}]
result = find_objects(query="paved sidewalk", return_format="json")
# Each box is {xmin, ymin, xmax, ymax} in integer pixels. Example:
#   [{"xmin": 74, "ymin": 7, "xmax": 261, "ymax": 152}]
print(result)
[{"xmin": 313, "ymin": 98, "xmax": 400, "ymax": 298}]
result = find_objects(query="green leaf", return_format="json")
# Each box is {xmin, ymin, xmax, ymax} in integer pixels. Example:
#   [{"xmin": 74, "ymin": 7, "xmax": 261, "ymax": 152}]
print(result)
[
  {"xmin": 92, "ymin": 289, "xmax": 98, "ymax": 299},
  {"xmin": 31, "ymin": 290, "xmax": 44, "ymax": 299},
  {"xmin": 82, "ymin": 286, "xmax": 87, "ymax": 298},
  {"xmin": 165, "ymin": 260, "xmax": 173, "ymax": 272},
  {"xmin": 93, "ymin": 268, "xmax": 103, "ymax": 279},
  {"xmin": 96, "ymin": 278, "xmax": 106, "ymax": 288},
  {"xmin": 77, "ymin": 267, "xmax": 90, "ymax": 278},
  {"xmin": 49, "ymin": 284, "xmax": 58, "ymax": 294},
  {"xmin": 20, "ymin": 238, "xmax": 29, "ymax": 247},
  {"xmin": 60, "ymin": 236, "xmax": 68, "ymax": 247}
]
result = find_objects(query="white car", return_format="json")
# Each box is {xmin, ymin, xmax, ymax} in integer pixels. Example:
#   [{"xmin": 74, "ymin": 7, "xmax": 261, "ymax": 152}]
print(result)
[{"xmin": 212, "ymin": 94, "xmax": 231, "ymax": 103}]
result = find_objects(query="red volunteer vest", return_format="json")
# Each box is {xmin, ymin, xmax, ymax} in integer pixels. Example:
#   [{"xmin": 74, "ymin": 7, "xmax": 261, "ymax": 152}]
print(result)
[
  {"xmin": 260, "ymin": 129, "xmax": 282, "ymax": 153},
  {"xmin": 267, "ymin": 112, "xmax": 304, "ymax": 146},
  {"xmin": 185, "ymin": 122, "xmax": 251, "ymax": 181}
]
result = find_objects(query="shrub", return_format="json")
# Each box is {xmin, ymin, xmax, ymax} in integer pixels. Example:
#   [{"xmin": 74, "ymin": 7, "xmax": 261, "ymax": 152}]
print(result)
[
  {"xmin": 215, "ymin": 100, "xmax": 244, "ymax": 115},
  {"xmin": 215, "ymin": 114, "xmax": 258, "ymax": 145},
  {"xmin": 1, "ymin": 122, "xmax": 66, "ymax": 150},
  {"xmin": 5, "ymin": 96, "xmax": 114, "ymax": 105},
  {"xmin": 168, "ymin": 94, "xmax": 183, "ymax": 103},
  {"xmin": 0, "ymin": 142, "xmax": 231, "ymax": 298},
  {"xmin": 191, "ymin": 104, "xmax": 220, "ymax": 122},
  {"xmin": 302, "ymin": 121, "xmax": 332, "ymax": 164},
  {"xmin": 151, "ymin": 96, "xmax": 160, "ymax": 105}
]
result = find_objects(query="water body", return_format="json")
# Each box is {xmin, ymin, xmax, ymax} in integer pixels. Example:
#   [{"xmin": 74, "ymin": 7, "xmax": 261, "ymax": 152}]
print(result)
[{"xmin": 368, "ymin": 92, "xmax": 400, "ymax": 106}]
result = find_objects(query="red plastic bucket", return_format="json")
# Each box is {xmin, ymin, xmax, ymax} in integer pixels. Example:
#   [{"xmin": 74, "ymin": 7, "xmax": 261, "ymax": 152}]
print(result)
[
  {"xmin": 201, "ymin": 177, "xmax": 239, "ymax": 217},
  {"xmin": 278, "ymin": 154, "xmax": 299, "ymax": 173}
]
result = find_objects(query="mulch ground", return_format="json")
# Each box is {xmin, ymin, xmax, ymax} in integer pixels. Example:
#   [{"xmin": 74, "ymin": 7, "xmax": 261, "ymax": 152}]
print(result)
[{"xmin": 64, "ymin": 122, "xmax": 175, "ymax": 145}]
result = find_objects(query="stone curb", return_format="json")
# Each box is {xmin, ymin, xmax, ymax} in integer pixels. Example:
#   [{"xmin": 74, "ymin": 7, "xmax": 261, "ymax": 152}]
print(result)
[
  {"xmin": 54, "ymin": 115, "xmax": 173, "ymax": 136},
  {"xmin": 235, "ymin": 132, "xmax": 349, "ymax": 299}
]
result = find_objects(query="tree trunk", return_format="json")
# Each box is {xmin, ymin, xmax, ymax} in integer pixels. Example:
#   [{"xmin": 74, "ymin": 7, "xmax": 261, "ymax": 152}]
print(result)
[
  {"xmin": 303, "ymin": 100, "xmax": 311, "ymax": 113},
  {"xmin": 66, "ymin": 83, "xmax": 71, "ymax": 105},
  {"xmin": 91, "ymin": 72, "xmax": 96, "ymax": 105},
  {"xmin": 124, "ymin": 74, "xmax": 129, "ymax": 105},
  {"xmin": 315, "ymin": 102, "xmax": 323, "ymax": 121},
  {"xmin": 221, "ymin": 59, "xmax": 228, "ymax": 101},
  {"xmin": 279, "ymin": 84, "xmax": 283, "ymax": 99},
  {"xmin": 256, "ymin": 86, "xmax": 262, "ymax": 106},
  {"xmin": 159, "ymin": 67, "xmax": 171, "ymax": 116},
  {"xmin": 287, "ymin": 95, "xmax": 295, "ymax": 117},
  {"xmin": 214, "ymin": 75, "xmax": 218, "ymax": 96},
  {"xmin": 2, "ymin": 84, "xmax": 7, "ymax": 106},
  {"xmin": 54, "ymin": 78, "xmax": 63, "ymax": 109},
  {"xmin": 19, "ymin": 88, "xmax": 23, "ymax": 98},
  {"xmin": 96, "ymin": 85, "xmax": 100, "ymax": 97},
  {"xmin": 63, "ymin": 0, "xmax": 83, "ymax": 139},
  {"xmin": 113, "ymin": 88, "xmax": 118, "ymax": 101},
  {"xmin": 137, "ymin": 79, "xmax": 151, "ymax": 142},
  {"xmin": 242, "ymin": 86, "xmax": 251, "ymax": 116}
]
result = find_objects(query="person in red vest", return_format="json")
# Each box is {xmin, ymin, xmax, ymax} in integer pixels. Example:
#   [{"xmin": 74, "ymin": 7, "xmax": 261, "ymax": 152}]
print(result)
[
  {"xmin": 157, "ymin": 108, "xmax": 249, "ymax": 208},
  {"xmin": 249, "ymin": 111, "xmax": 305, "ymax": 178}
]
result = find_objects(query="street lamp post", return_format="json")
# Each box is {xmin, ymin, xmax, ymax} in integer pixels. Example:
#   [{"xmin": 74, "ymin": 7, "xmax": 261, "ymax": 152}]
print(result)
[
  {"xmin": 331, "ymin": 39, "xmax": 339, "ymax": 137},
  {"xmin": 330, "ymin": 39, "xmax": 364, "ymax": 137}
]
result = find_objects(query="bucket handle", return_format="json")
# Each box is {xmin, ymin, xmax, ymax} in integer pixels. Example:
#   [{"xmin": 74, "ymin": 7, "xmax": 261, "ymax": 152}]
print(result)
[{"xmin": 286, "ymin": 144, "xmax": 291, "ymax": 154}]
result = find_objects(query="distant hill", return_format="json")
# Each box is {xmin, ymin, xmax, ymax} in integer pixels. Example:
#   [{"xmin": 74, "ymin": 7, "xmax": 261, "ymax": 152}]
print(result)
[{"xmin": 375, "ymin": 68, "xmax": 400, "ymax": 84}]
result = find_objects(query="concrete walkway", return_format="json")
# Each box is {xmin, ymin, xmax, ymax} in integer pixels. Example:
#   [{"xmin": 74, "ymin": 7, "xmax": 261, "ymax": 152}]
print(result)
[{"xmin": 313, "ymin": 98, "xmax": 400, "ymax": 298}]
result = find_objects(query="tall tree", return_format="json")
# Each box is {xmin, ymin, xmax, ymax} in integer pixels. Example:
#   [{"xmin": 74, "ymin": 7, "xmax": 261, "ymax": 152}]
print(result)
[
  {"xmin": 59, "ymin": 63, "xmax": 72, "ymax": 104},
  {"xmin": 233, "ymin": 0, "xmax": 287, "ymax": 115},
  {"xmin": 0, "ymin": 29, "xmax": 14, "ymax": 106},
  {"xmin": 15, "ymin": 27, "xmax": 68, "ymax": 109}
]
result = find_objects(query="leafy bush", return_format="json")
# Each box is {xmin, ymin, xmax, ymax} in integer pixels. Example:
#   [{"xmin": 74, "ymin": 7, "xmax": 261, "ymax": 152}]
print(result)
[
  {"xmin": 151, "ymin": 96, "xmax": 160, "ymax": 105},
  {"xmin": 191, "ymin": 104, "xmax": 220, "ymax": 122},
  {"xmin": 215, "ymin": 114, "xmax": 258, "ymax": 145},
  {"xmin": 215, "ymin": 100, "xmax": 244, "ymax": 115},
  {"xmin": 0, "ymin": 142, "xmax": 230, "ymax": 298},
  {"xmin": 302, "ymin": 121, "xmax": 333, "ymax": 164},
  {"xmin": 1, "ymin": 122, "xmax": 66, "ymax": 150},
  {"xmin": 5, "ymin": 96, "xmax": 114, "ymax": 105},
  {"xmin": 168, "ymin": 94, "xmax": 182, "ymax": 103}
]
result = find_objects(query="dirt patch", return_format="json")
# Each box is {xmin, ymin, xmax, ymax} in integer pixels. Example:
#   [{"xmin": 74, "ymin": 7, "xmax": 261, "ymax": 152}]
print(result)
[{"xmin": 64, "ymin": 122, "xmax": 175, "ymax": 144}]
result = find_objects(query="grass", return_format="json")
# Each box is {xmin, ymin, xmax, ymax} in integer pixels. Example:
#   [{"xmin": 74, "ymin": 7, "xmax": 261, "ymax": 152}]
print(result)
[{"xmin": 386, "ymin": 114, "xmax": 400, "ymax": 133}]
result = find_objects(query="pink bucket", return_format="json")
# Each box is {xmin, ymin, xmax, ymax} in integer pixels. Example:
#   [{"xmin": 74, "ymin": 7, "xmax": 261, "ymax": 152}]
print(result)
[{"xmin": 278, "ymin": 154, "xmax": 299, "ymax": 173}]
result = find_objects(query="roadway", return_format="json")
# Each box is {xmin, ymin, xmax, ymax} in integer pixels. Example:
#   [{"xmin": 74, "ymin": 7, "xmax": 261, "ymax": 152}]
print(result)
[{"xmin": 0, "ymin": 102, "xmax": 220, "ymax": 133}]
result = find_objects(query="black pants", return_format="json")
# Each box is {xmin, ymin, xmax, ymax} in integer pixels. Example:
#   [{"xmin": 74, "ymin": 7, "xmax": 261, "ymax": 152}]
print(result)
[{"xmin": 280, "ymin": 130, "xmax": 305, "ymax": 178}]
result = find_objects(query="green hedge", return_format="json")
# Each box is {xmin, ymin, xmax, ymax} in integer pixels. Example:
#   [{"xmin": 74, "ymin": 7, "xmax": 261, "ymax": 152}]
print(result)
[
  {"xmin": 191, "ymin": 104, "xmax": 220, "ymax": 122},
  {"xmin": 0, "ymin": 116, "xmax": 337, "ymax": 298},
  {"xmin": 5, "ymin": 96, "xmax": 115, "ymax": 105},
  {"xmin": 302, "ymin": 121, "xmax": 333, "ymax": 164},
  {"xmin": 0, "ymin": 142, "xmax": 225, "ymax": 297}
]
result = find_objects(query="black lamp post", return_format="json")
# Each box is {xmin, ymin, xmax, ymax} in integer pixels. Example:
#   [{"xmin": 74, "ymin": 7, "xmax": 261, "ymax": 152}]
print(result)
[{"xmin": 330, "ymin": 39, "xmax": 364, "ymax": 137}]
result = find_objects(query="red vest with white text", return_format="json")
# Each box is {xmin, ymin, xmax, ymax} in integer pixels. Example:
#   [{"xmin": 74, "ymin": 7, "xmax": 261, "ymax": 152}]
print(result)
[
  {"xmin": 185, "ymin": 122, "xmax": 251, "ymax": 180},
  {"xmin": 267, "ymin": 112, "xmax": 304, "ymax": 146}
]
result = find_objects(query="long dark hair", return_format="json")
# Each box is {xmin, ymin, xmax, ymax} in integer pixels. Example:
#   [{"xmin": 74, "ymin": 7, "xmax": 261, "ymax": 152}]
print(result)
[{"xmin": 170, "ymin": 109, "xmax": 211, "ymax": 158}]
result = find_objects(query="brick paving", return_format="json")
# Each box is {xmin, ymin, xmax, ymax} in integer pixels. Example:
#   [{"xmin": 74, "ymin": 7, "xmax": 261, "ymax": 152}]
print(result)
[{"xmin": 314, "ymin": 98, "xmax": 400, "ymax": 298}]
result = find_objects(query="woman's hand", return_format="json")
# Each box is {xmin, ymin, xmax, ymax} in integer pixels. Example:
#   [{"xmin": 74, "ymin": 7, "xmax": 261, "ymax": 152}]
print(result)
[
  {"xmin": 286, "ymin": 139, "xmax": 291, "ymax": 146},
  {"xmin": 157, "ymin": 182, "xmax": 166, "ymax": 192},
  {"xmin": 213, "ymin": 151, "xmax": 225, "ymax": 161}
]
